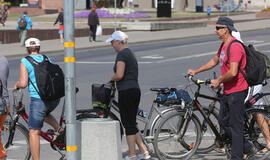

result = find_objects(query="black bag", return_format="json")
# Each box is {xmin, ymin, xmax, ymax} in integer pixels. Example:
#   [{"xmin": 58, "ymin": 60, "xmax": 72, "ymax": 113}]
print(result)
[
  {"xmin": 226, "ymin": 40, "xmax": 270, "ymax": 86},
  {"xmin": 92, "ymin": 84, "xmax": 112, "ymax": 109},
  {"xmin": 18, "ymin": 16, "xmax": 27, "ymax": 30},
  {"xmin": 0, "ymin": 80, "xmax": 7, "ymax": 115},
  {"xmin": 156, "ymin": 88, "xmax": 192, "ymax": 106},
  {"xmin": 26, "ymin": 55, "xmax": 65, "ymax": 101}
]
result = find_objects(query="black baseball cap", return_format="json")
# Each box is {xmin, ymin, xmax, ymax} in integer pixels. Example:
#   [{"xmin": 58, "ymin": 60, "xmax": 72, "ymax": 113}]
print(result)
[{"xmin": 216, "ymin": 17, "xmax": 237, "ymax": 32}]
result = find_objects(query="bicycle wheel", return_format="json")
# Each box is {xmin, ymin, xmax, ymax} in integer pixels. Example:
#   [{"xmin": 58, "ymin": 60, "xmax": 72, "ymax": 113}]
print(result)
[
  {"xmin": 2, "ymin": 121, "xmax": 31, "ymax": 160},
  {"xmin": 246, "ymin": 108, "xmax": 270, "ymax": 154},
  {"xmin": 153, "ymin": 110, "xmax": 202, "ymax": 160},
  {"xmin": 195, "ymin": 107, "xmax": 220, "ymax": 154}
]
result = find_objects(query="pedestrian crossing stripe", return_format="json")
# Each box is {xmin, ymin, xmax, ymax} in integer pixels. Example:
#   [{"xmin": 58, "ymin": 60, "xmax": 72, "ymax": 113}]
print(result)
[
  {"xmin": 64, "ymin": 57, "xmax": 76, "ymax": 63},
  {"xmin": 64, "ymin": 42, "xmax": 75, "ymax": 48},
  {"xmin": 66, "ymin": 145, "xmax": 77, "ymax": 152}
]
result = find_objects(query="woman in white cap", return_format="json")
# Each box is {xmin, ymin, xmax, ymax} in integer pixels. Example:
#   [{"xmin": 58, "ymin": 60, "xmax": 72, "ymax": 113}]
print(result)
[
  {"xmin": 14, "ymin": 38, "xmax": 63, "ymax": 160},
  {"xmin": 107, "ymin": 31, "xmax": 150, "ymax": 160}
]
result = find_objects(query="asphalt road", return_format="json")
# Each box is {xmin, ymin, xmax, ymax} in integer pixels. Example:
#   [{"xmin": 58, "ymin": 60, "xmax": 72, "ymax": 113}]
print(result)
[{"xmin": 5, "ymin": 28, "xmax": 270, "ymax": 160}]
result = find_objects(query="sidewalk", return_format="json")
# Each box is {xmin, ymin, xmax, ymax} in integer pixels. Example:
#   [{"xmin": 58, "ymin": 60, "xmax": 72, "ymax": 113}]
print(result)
[{"xmin": 1, "ymin": 13, "xmax": 270, "ymax": 60}]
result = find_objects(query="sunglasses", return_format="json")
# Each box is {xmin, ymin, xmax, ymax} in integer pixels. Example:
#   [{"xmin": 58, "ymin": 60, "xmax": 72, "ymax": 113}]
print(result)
[{"xmin": 216, "ymin": 26, "xmax": 226, "ymax": 30}]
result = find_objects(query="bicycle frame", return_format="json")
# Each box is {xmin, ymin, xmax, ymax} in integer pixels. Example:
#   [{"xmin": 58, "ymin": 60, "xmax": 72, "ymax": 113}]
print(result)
[
  {"xmin": 8, "ymin": 90, "xmax": 66, "ymax": 150},
  {"xmin": 187, "ymin": 75, "xmax": 223, "ymax": 144}
]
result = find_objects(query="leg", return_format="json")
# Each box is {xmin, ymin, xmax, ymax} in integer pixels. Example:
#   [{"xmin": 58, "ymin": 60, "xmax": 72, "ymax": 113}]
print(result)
[
  {"xmin": 119, "ymin": 89, "xmax": 141, "ymax": 158},
  {"xmin": 228, "ymin": 90, "xmax": 252, "ymax": 160},
  {"xmin": 44, "ymin": 114, "xmax": 60, "ymax": 131},
  {"xmin": 29, "ymin": 129, "xmax": 41, "ymax": 160},
  {"xmin": 90, "ymin": 25, "xmax": 94, "ymax": 42},
  {"xmin": 20, "ymin": 30, "xmax": 27, "ymax": 47},
  {"xmin": 92, "ymin": 25, "xmax": 97, "ymax": 41},
  {"xmin": 126, "ymin": 134, "xmax": 137, "ymax": 157},
  {"xmin": 0, "ymin": 107, "xmax": 9, "ymax": 159},
  {"xmin": 135, "ymin": 132, "xmax": 149, "ymax": 156},
  {"xmin": 256, "ymin": 113, "xmax": 270, "ymax": 151}
]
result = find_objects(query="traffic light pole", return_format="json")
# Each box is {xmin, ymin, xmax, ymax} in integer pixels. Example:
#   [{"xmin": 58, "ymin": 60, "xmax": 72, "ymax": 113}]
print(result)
[{"xmin": 64, "ymin": 0, "xmax": 78, "ymax": 159}]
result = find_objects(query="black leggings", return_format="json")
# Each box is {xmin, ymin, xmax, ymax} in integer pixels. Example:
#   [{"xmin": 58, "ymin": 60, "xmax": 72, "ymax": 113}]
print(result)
[{"xmin": 118, "ymin": 88, "xmax": 141, "ymax": 135}]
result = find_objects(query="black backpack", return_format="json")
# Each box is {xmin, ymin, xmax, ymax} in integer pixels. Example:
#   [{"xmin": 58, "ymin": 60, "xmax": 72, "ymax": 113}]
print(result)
[
  {"xmin": 18, "ymin": 16, "xmax": 27, "ymax": 30},
  {"xmin": 226, "ymin": 40, "xmax": 270, "ymax": 86},
  {"xmin": 26, "ymin": 55, "xmax": 65, "ymax": 101}
]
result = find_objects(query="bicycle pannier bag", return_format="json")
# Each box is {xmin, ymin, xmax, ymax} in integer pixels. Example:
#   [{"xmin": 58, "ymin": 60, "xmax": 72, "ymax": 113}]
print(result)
[
  {"xmin": 19, "ymin": 16, "xmax": 27, "ymax": 30},
  {"xmin": 156, "ymin": 89, "xmax": 192, "ymax": 106},
  {"xmin": 226, "ymin": 40, "xmax": 270, "ymax": 86},
  {"xmin": 26, "ymin": 55, "xmax": 65, "ymax": 101},
  {"xmin": 0, "ymin": 80, "xmax": 7, "ymax": 115},
  {"xmin": 92, "ymin": 83, "xmax": 112, "ymax": 109}
]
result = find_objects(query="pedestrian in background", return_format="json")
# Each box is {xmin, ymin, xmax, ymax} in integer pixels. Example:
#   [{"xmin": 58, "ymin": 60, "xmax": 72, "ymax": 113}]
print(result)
[
  {"xmin": 107, "ymin": 31, "xmax": 151, "ymax": 160},
  {"xmin": 54, "ymin": 8, "xmax": 64, "ymax": 43},
  {"xmin": 16, "ymin": 11, "xmax": 32, "ymax": 47},
  {"xmin": 0, "ymin": 56, "xmax": 10, "ymax": 160},
  {"xmin": 88, "ymin": 7, "xmax": 99, "ymax": 42},
  {"xmin": 207, "ymin": 5, "xmax": 211, "ymax": 20}
]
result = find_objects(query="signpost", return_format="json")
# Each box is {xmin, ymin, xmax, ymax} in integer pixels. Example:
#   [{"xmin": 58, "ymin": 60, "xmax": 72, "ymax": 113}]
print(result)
[{"xmin": 64, "ymin": 0, "xmax": 78, "ymax": 159}]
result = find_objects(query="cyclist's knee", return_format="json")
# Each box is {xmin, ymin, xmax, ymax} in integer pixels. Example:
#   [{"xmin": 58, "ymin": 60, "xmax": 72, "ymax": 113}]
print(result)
[{"xmin": 29, "ymin": 129, "xmax": 41, "ymax": 136}]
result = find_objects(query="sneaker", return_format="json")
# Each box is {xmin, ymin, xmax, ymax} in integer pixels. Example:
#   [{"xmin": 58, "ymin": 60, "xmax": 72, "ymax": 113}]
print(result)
[
  {"xmin": 124, "ymin": 155, "xmax": 137, "ymax": 160},
  {"xmin": 138, "ymin": 151, "xmax": 151, "ymax": 160}
]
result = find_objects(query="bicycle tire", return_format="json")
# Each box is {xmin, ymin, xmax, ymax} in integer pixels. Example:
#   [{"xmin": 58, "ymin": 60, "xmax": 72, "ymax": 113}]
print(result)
[
  {"xmin": 246, "ymin": 108, "xmax": 270, "ymax": 155},
  {"xmin": 2, "ymin": 121, "xmax": 31, "ymax": 160},
  {"xmin": 153, "ymin": 110, "xmax": 202, "ymax": 160},
  {"xmin": 195, "ymin": 107, "xmax": 220, "ymax": 154}
]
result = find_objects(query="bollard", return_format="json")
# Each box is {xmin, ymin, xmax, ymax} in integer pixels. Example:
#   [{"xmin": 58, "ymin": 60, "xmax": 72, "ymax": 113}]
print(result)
[{"xmin": 78, "ymin": 118, "xmax": 122, "ymax": 160}]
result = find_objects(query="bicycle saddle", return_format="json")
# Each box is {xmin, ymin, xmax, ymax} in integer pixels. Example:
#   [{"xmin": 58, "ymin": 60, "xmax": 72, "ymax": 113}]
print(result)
[{"xmin": 150, "ymin": 87, "xmax": 170, "ymax": 93}]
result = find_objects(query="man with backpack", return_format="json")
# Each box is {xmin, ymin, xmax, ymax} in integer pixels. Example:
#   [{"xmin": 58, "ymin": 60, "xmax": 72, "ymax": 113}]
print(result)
[
  {"xmin": 187, "ymin": 17, "xmax": 256, "ymax": 160},
  {"xmin": 13, "ymin": 38, "xmax": 64, "ymax": 160},
  {"xmin": 16, "ymin": 11, "xmax": 32, "ymax": 47}
]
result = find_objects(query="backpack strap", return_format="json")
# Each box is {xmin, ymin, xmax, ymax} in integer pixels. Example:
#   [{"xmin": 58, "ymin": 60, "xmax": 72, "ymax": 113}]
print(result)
[
  {"xmin": 226, "ymin": 39, "xmax": 243, "ymax": 64},
  {"xmin": 226, "ymin": 39, "xmax": 249, "ymax": 83},
  {"xmin": 25, "ymin": 56, "xmax": 42, "ymax": 97}
]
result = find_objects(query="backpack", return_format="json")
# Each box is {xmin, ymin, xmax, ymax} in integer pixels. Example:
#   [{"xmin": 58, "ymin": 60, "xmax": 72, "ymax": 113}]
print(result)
[
  {"xmin": 26, "ymin": 55, "xmax": 65, "ymax": 101},
  {"xmin": 18, "ymin": 16, "xmax": 27, "ymax": 30},
  {"xmin": 226, "ymin": 40, "xmax": 270, "ymax": 86},
  {"xmin": 0, "ymin": 79, "xmax": 7, "ymax": 115}
]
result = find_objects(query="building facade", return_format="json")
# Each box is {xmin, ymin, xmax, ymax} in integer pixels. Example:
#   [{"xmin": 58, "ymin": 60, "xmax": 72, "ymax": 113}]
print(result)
[{"xmin": 25, "ymin": 0, "xmax": 270, "ymax": 11}]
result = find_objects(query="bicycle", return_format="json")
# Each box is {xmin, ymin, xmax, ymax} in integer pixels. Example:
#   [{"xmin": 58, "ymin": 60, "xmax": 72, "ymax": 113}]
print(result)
[
  {"xmin": 78, "ymin": 83, "xmax": 187, "ymax": 154},
  {"xmin": 153, "ymin": 74, "xmax": 270, "ymax": 160},
  {"xmin": 1, "ymin": 89, "xmax": 97, "ymax": 160},
  {"xmin": 153, "ymin": 74, "xmax": 222, "ymax": 160}
]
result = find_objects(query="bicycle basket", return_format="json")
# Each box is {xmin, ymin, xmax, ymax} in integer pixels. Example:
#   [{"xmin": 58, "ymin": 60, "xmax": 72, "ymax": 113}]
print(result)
[{"xmin": 91, "ymin": 83, "xmax": 112, "ymax": 109}]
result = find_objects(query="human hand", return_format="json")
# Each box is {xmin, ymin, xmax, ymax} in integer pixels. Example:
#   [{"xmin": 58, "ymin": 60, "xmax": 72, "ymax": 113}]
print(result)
[
  {"xmin": 13, "ymin": 81, "xmax": 19, "ymax": 90},
  {"xmin": 211, "ymin": 79, "xmax": 221, "ymax": 88},
  {"xmin": 187, "ymin": 69, "xmax": 196, "ymax": 76}
]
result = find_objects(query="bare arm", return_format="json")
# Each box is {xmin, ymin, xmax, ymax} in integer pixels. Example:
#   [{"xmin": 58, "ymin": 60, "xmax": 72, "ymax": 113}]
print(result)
[
  {"xmin": 14, "ymin": 62, "xmax": 28, "ymax": 89},
  {"xmin": 211, "ymin": 62, "xmax": 239, "ymax": 88},
  {"xmin": 110, "ymin": 61, "xmax": 125, "ymax": 82},
  {"xmin": 187, "ymin": 55, "xmax": 219, "ymax": 75}
]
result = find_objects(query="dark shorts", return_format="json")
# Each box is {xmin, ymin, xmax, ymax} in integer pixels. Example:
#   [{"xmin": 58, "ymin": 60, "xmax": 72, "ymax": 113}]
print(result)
[
  {"xmin": 28, "ymin": 97, "xmax": 60, "ymax": 130},
  {"xmin": 118, "ymin": 88, "xmax": 141, "ymax": 135}
]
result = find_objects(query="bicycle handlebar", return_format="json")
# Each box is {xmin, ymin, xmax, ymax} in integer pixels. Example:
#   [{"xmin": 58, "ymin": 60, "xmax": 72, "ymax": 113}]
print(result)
[{"xmin": 185, "ymin": 74, "xmax": 211, "ymax": 85}]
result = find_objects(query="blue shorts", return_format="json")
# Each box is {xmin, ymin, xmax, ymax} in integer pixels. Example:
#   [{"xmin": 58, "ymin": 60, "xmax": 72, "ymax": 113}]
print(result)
[
  {"xmin": 58, "ymin": 30, "xmax": 64, "ymax": 34},
  {"xmin": 28, "ymin": 97, "xmax": 60, "ymax": 130}
]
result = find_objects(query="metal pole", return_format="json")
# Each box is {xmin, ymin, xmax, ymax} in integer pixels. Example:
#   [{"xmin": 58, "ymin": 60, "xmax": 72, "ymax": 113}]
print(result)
[
  {"xmin": 64, "ymin": 0, "xmax": 78, "ymax": 160},
  {"xmin": 114, "ymin": 0, "xmax": 117, "ymax": 31}
]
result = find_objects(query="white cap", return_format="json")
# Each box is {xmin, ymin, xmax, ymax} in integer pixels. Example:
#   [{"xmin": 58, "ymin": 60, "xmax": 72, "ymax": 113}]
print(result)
[
  {"xmin": 106, "ymin": 31, "xmax": 128, "ymax": 43},
  {"xmin": 25, "ymin": 38, "xmax": 40, "ymax": 47}
]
